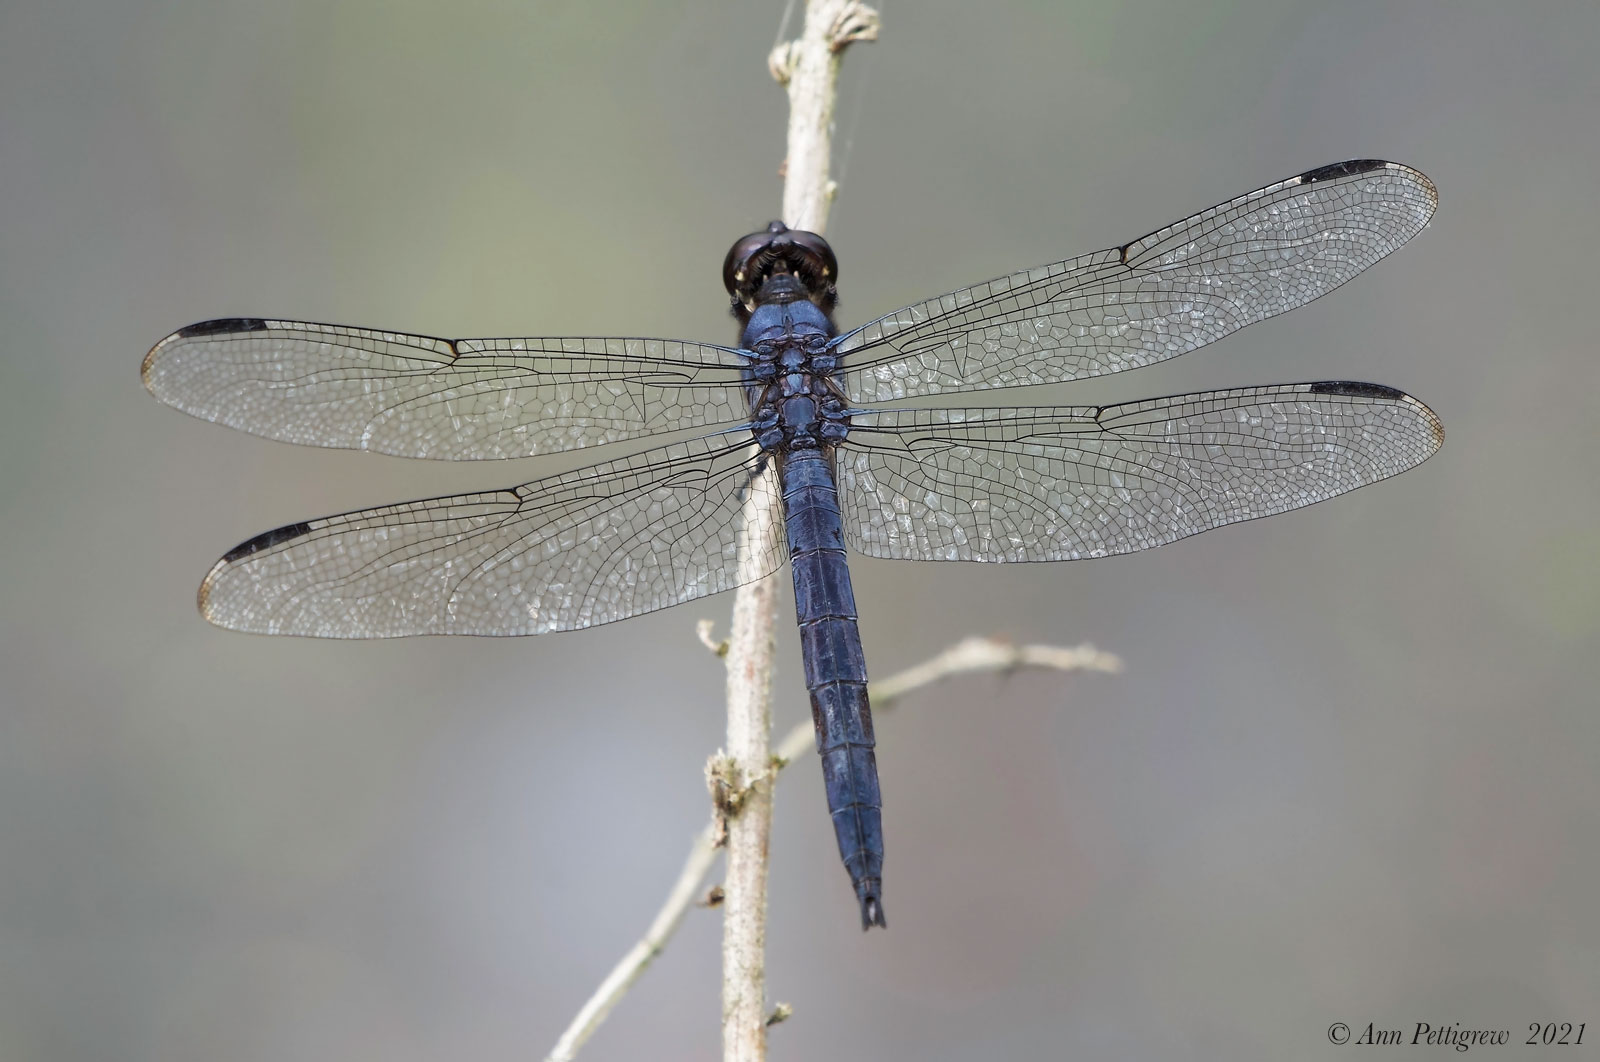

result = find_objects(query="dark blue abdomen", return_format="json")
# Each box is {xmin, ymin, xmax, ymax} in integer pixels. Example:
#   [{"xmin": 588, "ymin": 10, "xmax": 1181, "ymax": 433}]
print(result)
[{"xmin": 779, "ymin": 447, "xmax": 885, "ymax": 928}]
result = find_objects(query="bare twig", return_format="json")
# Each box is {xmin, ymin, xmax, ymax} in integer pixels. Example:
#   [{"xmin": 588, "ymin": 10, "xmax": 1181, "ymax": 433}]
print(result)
[
  {"xmin": 542, "ymin": 636, "xmax": 1119, "ymax": 1061},
  {"xmin": 768, "ymin": 0, "xmax": 881, "ymax": 227},
  {"xmin": 544, "ymin": 833, "xmax": 719, "ymax": 1062},
  {"xmin": 718, "ymin": 488, "xmax": 781, "ymax": 1062}
]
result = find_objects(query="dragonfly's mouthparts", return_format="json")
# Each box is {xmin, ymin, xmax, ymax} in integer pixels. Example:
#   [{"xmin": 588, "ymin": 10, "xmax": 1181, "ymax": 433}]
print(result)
[{"xmin": 755, "ymin": 271, "xmax": 808, "ymax": 304}]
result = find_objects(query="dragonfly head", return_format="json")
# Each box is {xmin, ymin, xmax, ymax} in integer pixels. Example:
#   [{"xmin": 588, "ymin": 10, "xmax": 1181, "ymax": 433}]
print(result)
[{"xmin": 724, "ymin": 220, "xmax": 839, "ymax": 324}]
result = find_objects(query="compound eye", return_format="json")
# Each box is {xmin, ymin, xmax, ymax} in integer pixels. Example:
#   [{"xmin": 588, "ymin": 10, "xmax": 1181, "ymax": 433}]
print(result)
[{"xmin": 786, "ymin": 228, "xmax": 839, "ymax": 283}]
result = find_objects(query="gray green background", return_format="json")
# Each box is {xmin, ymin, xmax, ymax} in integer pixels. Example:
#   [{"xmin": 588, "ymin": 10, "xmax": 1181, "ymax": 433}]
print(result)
[{"xmin": 3, "ymin": 1, "xmax": 1597, "ymax": 1059}]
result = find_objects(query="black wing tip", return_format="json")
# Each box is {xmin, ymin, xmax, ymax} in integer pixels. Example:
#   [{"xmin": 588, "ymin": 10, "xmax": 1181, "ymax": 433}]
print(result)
[
  {"xmin": 1298, "ymin": 159, "xmax": 1391, "ymax": 184},
  {"xmin": 219, "ymin": 521, "xmax": 315, "ymax": 563},
  {"xmin": 1308, "ymin": 380, "xmax": 1408, "ymax": 400},
  {"xmin": 859, "ymin": 891, "xmax": 887, "ymax": 930},
  {"xmin": 148, "ymin": 319, "xmax": 272, "ymax": 386},
  {"xmin": 1308, "ymin": 381, "xmax": 1445, "ymax": 448},
  {"xmin": 175, "ymin": 317, "xmax": 271, "ymax": 339},
  {"xmin": 1295, "ymin": 158, "xmax": 1436, "ymax": 203},
  {"xmin": 145, "ymin": 318, "xmax": 270, "ymax": 389}
]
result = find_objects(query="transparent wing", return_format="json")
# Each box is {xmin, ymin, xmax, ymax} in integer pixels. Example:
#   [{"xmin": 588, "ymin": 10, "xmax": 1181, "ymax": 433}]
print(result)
[
  {"xmin": 837, "ymin": 382, "xmax": 1443, "ymax": 561},
  {"xmin": 143, "ymin": 318, "xmax": 754, "ymax": 459},
  {"xmin": 198, "ymin": 436, "xmax": 784, "ymax": 636},
  {"xmin": 836, "ymin": 160, "xmax": 1436, "ymax": 401}
]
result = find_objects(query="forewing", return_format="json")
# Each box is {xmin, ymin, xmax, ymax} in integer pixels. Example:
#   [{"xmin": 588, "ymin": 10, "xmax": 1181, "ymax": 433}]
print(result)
[
  {"xmin": 837, "ymin": 383, "xmax": 1443, "ymax": 561},
  {"xmin": 837, "ymin": 160, "xmax": 1436, "ymax": 401},
  {"xmin": 143, "ymin": 318, "xmax": 753, "ymax": 459},
  {"xmin": 198, "ymin": 437, "xmax": 784, "ymax": 636}
]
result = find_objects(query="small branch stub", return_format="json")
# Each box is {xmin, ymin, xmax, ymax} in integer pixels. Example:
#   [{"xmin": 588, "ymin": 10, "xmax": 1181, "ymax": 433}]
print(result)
[
  {"xmin": 767, "ymin": 2, "xmax": 876, "ymax": 84},
  {"xmin": 827, "ymin": 2, "xmax": 880, "ymax": 51},
  {"xmin": 767, "ymin": 41, "xmax": 800, "ymax": 85},
  {"xmin": 698, "ymin": 618, "xmax": 730, "ymax": 657}
]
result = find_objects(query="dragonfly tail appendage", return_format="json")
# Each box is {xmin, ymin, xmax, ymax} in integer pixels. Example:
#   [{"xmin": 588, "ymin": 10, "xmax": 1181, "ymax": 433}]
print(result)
[{"xmin": 856, "ymin": 873, "xmax": 887, "ymax": 931}]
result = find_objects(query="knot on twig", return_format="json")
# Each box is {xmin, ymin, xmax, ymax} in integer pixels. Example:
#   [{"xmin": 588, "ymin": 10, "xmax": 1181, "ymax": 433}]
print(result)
[
  {"xmin": 767, "ymin": 40, "xmax": 801, "ymax": 85},
  {"xmin": 828, "ymin": 2, "xmax": 881, "ymax": 52},
  {"xmin": 706, "ymin": 754, "xmax": 769, "ymax": 846},
  {"xmin": 769, "ymin": 2, "xmax": 879, "ymax": 82}
]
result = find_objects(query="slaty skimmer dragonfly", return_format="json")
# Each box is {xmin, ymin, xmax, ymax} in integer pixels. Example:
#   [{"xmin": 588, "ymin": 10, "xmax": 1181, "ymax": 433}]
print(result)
[{"xmin": 144, "ymin": 159, "xmax": 1443, "ymax": 929}]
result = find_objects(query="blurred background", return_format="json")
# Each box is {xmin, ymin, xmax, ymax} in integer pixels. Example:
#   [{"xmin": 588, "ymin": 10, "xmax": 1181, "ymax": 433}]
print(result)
[{"xmin": 3, "ymin": 0, "xmax": 1597, "ymax": 1059}]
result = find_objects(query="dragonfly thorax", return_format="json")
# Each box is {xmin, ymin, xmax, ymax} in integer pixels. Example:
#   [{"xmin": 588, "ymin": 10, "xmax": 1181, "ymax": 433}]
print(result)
[{"xmin": 742, "ymin": 298, "xmax": 850, "ymax": 453}]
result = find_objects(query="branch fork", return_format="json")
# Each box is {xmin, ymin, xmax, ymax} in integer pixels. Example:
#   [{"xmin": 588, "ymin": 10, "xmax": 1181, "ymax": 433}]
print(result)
[{"xmin": 542, "ymin": 636, "xmax": 1120, "ymax": 1062}]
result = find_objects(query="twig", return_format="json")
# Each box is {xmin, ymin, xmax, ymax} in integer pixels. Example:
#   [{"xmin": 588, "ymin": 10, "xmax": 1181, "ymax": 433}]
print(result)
[
  {"xmin": 769, "ymin": 0, "xmax": 881, "ymax": 229},
  {"xmin": 544, "ymin": 833, "xmax": 719, "ymax": 1062},
  {"xmin": 718, "ymin": 492, "xmax": 779, "ymax": 1062},
  {"xmin": 542, "ymin": 636, "xmax": 1120, "ymax": 1061},
  {"xmin": 722, "ymin": 4, "xmax": 877, "ymax": 1062}
]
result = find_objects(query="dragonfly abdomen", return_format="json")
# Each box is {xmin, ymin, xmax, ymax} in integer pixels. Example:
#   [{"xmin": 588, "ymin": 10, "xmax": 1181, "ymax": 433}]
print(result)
[{"xmin": 780, "ymin": 448, "xmax": 886, "ymax": 930}]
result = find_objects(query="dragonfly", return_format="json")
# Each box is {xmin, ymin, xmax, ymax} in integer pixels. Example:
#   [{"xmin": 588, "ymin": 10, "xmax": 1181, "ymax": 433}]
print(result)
[{"xmin": 143, "ymin": 158, "xmax": 1443, "ymax": 930}]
